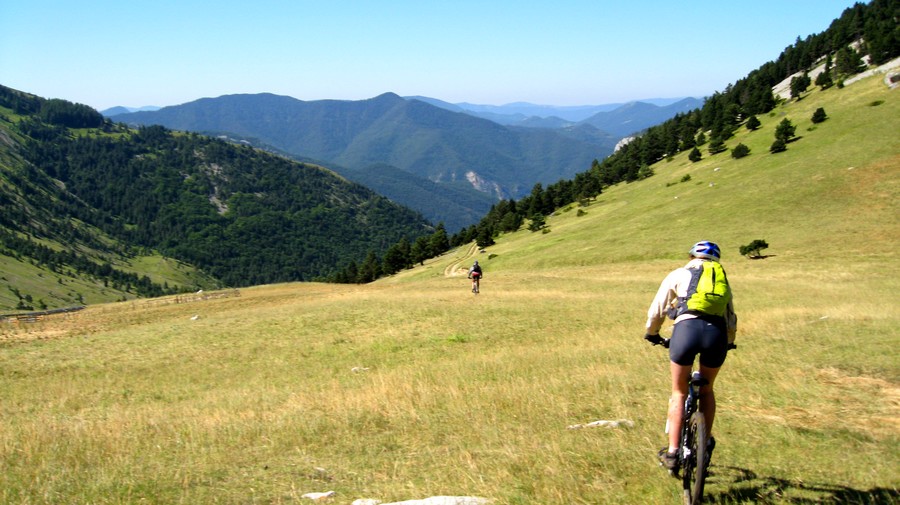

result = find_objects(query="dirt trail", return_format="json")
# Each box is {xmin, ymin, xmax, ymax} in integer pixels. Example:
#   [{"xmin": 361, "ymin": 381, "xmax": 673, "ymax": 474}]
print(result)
[{"xmin": 444, "ymin": 242, "xmax": 480, "ymax": 277}]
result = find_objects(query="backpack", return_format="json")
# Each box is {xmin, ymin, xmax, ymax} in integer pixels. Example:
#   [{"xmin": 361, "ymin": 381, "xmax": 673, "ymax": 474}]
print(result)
[{"xmin": 669, "ymin": 261, "xmax": 732, "ymax": 319}]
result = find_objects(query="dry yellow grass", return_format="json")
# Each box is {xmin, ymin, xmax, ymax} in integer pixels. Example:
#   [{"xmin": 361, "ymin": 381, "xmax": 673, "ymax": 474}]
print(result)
[{"xmin": 1, "ymin": 75, "xmax": 897, "ymax": 504}]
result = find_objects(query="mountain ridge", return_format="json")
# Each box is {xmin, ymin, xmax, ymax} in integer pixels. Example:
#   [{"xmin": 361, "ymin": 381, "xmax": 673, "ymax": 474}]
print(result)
[
  {"xmin": 0, "ymin": 86, "xmax": 436, "ymax": 310},
  {"xmin": 110, "ymin": 92, "xmax": 620, "ymax": 231}
]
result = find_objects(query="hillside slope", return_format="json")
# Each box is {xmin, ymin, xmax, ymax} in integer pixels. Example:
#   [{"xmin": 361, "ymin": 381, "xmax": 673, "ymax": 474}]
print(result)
[
  {"xmin": 0, "ymin": 88, "xmax": 434, "ymax": 310},
  {"xmin": 1, "ymin": 73, "xmax": 895, "ymax": 504},
  {"xmin": 406, "ymin": 73, "xmax": 898, "ymax": 279}
]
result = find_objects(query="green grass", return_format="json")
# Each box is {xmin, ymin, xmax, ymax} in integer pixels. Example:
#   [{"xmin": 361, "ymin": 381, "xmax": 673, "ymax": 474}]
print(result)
[{"xmin": 0, "ymin": 75, "xmax": 897, "ymax": 504}]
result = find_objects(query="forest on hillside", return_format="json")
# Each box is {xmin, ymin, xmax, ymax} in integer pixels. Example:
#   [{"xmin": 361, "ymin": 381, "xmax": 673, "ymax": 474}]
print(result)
[
  {"xmin": 0, "ymin": 91, "xmax": 435, "ymax": 288},
  {"xmin": 1, "ymin": 0, "xmax": 896, "ymax": 292},
  {"xmin": 444, "ymin": 0, "xmax": 899, "ymax": 258}
]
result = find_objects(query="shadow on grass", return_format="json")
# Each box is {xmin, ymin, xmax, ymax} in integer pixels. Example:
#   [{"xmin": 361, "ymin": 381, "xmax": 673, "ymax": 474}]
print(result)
[{"xmin": 705, "ymin": 466, "xmax": 898, "ymax": 504}]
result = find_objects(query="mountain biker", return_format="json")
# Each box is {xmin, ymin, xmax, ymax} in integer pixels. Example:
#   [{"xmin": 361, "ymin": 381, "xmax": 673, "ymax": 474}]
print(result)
[
  {"xmin": 643, "ymin": 241, "xmax": 737, "ymax": 472},
  {"xmin": 467, "ymin": 261, "xmax": 483, "ymax": 290}
]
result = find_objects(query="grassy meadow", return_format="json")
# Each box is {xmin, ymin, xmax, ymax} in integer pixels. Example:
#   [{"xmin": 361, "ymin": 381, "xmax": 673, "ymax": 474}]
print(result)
[{"xmin": 0, "ymin": 75, "xmax": 897, "ymax": 504}]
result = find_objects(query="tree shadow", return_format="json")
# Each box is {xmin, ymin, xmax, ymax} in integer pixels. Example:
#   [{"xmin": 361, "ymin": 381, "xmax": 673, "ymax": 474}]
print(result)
[
  {"xmin": 748, "ymin": 254, "xmax": 776, "ymax": 260},
  {"xmin": 704, "ymin": 466, "xmax": 898, "ymax": 504}
]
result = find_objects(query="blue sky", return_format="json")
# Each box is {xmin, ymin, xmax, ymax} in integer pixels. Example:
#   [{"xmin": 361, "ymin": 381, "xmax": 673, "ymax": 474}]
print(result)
[{"xmin": 1, "ymin": 1, "xmax": 862, "ymax": 110}]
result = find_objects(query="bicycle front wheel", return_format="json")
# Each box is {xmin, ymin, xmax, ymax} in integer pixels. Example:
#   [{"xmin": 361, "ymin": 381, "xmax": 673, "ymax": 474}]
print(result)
[{"xmin": 682, "ymin": 411, "xmax": 708, "ymax": 505}]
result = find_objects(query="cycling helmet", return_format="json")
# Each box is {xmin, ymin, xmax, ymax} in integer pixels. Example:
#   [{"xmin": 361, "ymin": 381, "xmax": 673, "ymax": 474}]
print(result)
[
  {"xmin": 689, "ymin": 241, "xmax": 721, "ymax": 261},
  {"xmin": 473, "ymin": 260, "xmax": 479, "ymax": 266}
]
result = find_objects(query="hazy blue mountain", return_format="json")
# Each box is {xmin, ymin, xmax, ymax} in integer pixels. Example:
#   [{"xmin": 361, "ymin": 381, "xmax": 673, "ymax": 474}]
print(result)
[
  {"xmin": 517, "ymin": 116, "xmax": 575, "ymax": 128},
  {"xmin": 407, "ymin": 97, "xmax": 701, "ymax": 126},
  {"xmin": 579, "ymin": 97, "xmax": 705, "ymax": 137},
  {"xmin": 454, "ymin": 101, "xmax": 622, "ymax": 123},
  {"xmin": 111, "ymin": 92, "xmax": 618, "ymax": 231},
  {"xmin": 101, "ymin": 105, "xmax": 161, "ymax": 116}
]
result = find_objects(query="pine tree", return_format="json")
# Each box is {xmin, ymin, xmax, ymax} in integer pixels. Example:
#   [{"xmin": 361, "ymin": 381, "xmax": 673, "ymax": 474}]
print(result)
[
  {"xmin": 811, "ymin": 107, "xmax": 828, "ymax": 124},
  {"xmin": 688, "ymin": 147, "xmax": 702, "ymax": 162},
  {"xmin": 775, "ymin": 118, "xmax": 797, "ymax": 143},
  {"xmin": 731, "ymin": 143, "xmax": 751, "ymax": 159},
  {"xmin": 746, "ymin": 116, "xmax": 761, "ymax": 131}
]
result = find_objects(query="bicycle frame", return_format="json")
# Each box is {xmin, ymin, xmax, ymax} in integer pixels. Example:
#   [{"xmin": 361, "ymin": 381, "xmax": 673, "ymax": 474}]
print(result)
[
  {"xmin": 674, "ymin": 370, "xmax": 709, "ymax": 504},
  {"xmin": 649, "ymin": 336, "xmax": 717, "ymax": 505},
  {"xmin": 681, "ymin": 371, "xmax": 706, "ymax": 448}
]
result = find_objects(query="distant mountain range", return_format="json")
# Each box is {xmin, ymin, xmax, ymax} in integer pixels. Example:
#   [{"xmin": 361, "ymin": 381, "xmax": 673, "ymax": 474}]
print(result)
[
  {"xmin": 100, "ymin": 105, "xmax": 161, "ymax": 116},
  {"xmin": 409, "ymin": 96, "xmax": 702, "ymax": 131},
  {"xmin": 0, "ymin": 84, "xmax": 438, "ymax": 308},
  {"xmin": 108, "ymin": 93, "xmax": 702, "ymax": 231}
]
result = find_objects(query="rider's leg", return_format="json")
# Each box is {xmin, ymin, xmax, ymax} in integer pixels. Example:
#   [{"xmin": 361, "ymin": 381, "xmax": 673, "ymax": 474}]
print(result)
[
  {"xmin": 667, "ymin": 362, "xmax": 692, "ymax": 453},
  {"xmin": 697, "ymin": 364, "xmax": 720, "ymax": 435}
]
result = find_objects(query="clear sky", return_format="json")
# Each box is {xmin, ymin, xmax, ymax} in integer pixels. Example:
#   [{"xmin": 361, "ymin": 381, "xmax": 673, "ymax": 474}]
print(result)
[{"xmin": 1, "ymin": 1, "xmax": 863, "ymax": 111}]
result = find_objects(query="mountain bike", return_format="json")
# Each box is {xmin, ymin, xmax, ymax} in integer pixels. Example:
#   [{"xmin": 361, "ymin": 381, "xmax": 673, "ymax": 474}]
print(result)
[
  {"xmin": 469, "ymin": 273, "xmax": 481, "ymax": 294},
  {"xmin": 647, "ymin": 336, "xmax": 735, "ymax": 505}
]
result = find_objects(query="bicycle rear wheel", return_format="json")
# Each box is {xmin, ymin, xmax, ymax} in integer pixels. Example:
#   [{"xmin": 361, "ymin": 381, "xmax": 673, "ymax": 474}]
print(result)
[{"xmin": 681, "ymin": 411, "xmax": 707, "ymax": 505}]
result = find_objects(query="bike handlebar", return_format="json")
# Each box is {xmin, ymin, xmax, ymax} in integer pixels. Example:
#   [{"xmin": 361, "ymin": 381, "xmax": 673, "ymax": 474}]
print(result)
[
  {"xmin": 644, "ymin": 333, "xmax": 670, "ymax": 348},
  {"xmin": 644, "ymin": 333, "xmax": 737, "ymax": 350}
]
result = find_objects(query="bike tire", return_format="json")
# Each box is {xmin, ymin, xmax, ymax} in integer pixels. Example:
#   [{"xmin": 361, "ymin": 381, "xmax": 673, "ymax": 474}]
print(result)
[{"xmin": 681, "ymin": 411, "xmax": 708, "ymax": 505}]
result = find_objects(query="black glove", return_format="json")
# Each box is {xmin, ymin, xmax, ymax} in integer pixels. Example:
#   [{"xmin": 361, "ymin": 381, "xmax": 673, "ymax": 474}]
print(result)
[{"xmin": 644, "ymin": 333, "xmax": 665, "ymax": 346}]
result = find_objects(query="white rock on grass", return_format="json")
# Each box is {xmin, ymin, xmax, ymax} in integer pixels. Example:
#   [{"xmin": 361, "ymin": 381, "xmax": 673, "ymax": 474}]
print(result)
[
  {"xmin": 353, "ymin": 497, "xmax": 490, "ymax": 505},
  {"xmin": 302, "ymin": 491, "xmax": 336, "ymax": 501},
  {"xmin": 567, "ymin": 419, "xmax": 635, "ymax": 430}
]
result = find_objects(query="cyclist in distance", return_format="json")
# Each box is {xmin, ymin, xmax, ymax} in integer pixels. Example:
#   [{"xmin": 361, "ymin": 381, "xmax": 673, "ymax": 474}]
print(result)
[
  {"xmin": 467, "ymin": 260, "xmax": 483, "ymax": 293},
  {"xmin": 643, "ymin": 241, "xmax": 737, "ymax": 472}
]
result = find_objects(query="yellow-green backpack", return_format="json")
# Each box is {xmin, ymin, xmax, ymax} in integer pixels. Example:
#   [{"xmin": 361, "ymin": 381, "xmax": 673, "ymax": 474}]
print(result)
[{"xmin": 670, "ymin": 261, "xmax": 732, "ymax": 318}]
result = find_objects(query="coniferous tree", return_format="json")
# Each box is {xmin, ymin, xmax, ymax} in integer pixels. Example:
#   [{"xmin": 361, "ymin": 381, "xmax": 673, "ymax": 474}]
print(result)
[
  {"xmin": 731, "ymin": 143, "xmax": 751, "ymax": 159},
  {"xmin": 835, "ymin": 45, "xmax": 866, "ymax": 75},
  {"xmin": 358, "ymin": 251, "xmax": 381, "ymax": 283},
  {"xmin": 790, "ymin": 73, "xmax": 812, "ymax": 99},
  {"xmin": 746, "ymin": 115, "xmax": 761, "ymax": 131},
  {"xmin": 688, "ymin": 147, "xmax": 702, "ymax": 162},
  {"xmin": 411, "ymin": 236, "xmax": 430, "ymax": 266},
  {"xmin": 811, "ymin": 107, "xmax": 828, "ymax": 124},
  {"xmin": 775, "ymin": 118, "xmax": 797, "ymax": 143},
  {"xmin": 475, "ymin": 225, "xmax": 495, "ymax": 248},
  {"xmin": 528, "ymin": 213, "xmax": 546, "ymax": 232},
  {"xmin": 708, "ymin": 137, "xmax": 727, "ymax": 155},
  {"xmin": 815, "ymin": 55, "xmax": 835, "ymax": 89},
  {"xmin": 428, "ymin": 223, "xmax": 450, "ymax": 257},
  {"xmin": 382, "ymin": 237, "xmax": 411, "ymax": 275},
  {"xmin": 770, "ymin": 138, "xmax": 787, "ymax": 153}
]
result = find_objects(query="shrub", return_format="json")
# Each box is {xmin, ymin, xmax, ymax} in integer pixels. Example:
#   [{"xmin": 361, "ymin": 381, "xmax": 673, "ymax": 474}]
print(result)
[
  {"xmin": 731, "ymin": 143, "xmax": 750, "ymax": 159},
  {"xmin": 740, "ymin": 239, "xmax": 769, "ymax": 258},
  {"xmin": 770, "ymin": 139, "xmax": 787, "ymax": 153},
  {"xmin": 528, "ymin": 213, "xmax": 546, "ymax": 232},
  {"xmin": 746, "ymin": 115, "xmax": 761, "ymax": 131},
  {"xmin": 811, "ymin": 108, "xmax": 828, "ymax": 124},
  {"xmin": 775, "ymin": 118, "xmax": 796, "ymax": 142},
  {"xmin": 708, "ymin": 137, "xmax": 727, "ymax": 155},
  {"xmin": 688, "ymin": 147, "xmax": 702, "ymax": 162}
]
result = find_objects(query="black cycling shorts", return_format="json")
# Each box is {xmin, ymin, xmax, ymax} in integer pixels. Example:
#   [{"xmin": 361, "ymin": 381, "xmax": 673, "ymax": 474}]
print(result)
[{"xmin": 669, "ymin": 317, "xmax": 729, "ymax": 368}]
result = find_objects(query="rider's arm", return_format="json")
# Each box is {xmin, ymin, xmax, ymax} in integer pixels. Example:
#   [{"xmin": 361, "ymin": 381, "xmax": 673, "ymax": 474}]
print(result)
[
  {"xmin": 645, "ymin": 268, "xmax": 687, "ymax": 335},
  {"xmin": 725, "ymin": 298, "xmax": 737, "ymax": 344}
]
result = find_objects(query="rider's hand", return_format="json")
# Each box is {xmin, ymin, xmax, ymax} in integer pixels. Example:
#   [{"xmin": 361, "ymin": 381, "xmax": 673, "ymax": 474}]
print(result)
[{"xmin": 644, "ymin": 333, "xmax": 665, "ymax": 346}]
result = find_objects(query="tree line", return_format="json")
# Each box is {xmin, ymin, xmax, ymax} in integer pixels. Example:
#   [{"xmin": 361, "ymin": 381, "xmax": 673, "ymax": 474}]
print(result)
[
  {"xmin": 0, "ymin": 230, "xmax": 174, "ymax": 305},
  {"xmin": 3, "ymin": 101, "xmax": 434, "ymax": 288},
  {"xmin": 2, "ymin": 0, "xmax": 896, "ymax": 290},
  {"xmin": 333, "ymin": 0, "xmax": 898, "ymax": 283}
]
